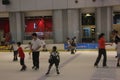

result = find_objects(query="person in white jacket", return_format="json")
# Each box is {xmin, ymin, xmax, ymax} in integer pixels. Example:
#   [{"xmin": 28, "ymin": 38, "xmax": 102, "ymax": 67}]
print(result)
[
  {"xmin": 11, "ymin": 42, "xmax": 18, "ymax": 61},
  {"xmin": 31, "ymin": 33, "xmax": 42, "ymax": 70},
  {"xmin": 41, "ymin": 37, "xmax": 48, "ymax": 51}
]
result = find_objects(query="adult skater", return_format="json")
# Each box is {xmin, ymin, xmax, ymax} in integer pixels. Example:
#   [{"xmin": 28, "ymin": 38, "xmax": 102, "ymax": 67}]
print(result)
[
  {"xmin": 94, "ymin": 33, "xmax": 112, "ymax": 68},
  {"xmin": 112, "ymin": 30, "xmax": 120, "ymax": 67},
  {"xmin": 31, "ymin": 33, "xmax": 42, "ymax": 70}
]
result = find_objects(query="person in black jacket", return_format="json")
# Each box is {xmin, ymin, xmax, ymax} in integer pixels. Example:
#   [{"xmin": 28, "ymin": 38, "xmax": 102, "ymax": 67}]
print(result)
[
  {"xmin": 114, "ymin": 30, "xmax": 120, "ymax": 44},
  {"xmin": 46, "ymin": 46, "xmax": 60, "ymax": 75},
  {"xmin": 112, "ymin": 30, "xmax": 120, "ymax": 58},
  {"xmin": 71, "ymin": 38, "xmax": 76, "ymax": 54}
]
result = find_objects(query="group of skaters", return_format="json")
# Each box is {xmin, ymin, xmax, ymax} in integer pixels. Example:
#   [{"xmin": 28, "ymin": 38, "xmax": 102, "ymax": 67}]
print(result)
[
  {"xmin": 10, "ymin": 33, "xmax": 60, "ymax": 75},
  {"xmin": 66, "ymin": 36, "xmax": 77, "ymax": 54},
  {"xmin": 3, "ymin": 30, "xmax": 120, "ymax": 75},
  {"xmin": 94, "ymin": 30, "xmax": 120, "ymax": 68},
  {"xmin": 66, "ymin": 30, "xmax": 120, "ymax": 68},
  {"xmin": 0, "ymin": 33, "xmax": 11, "ymax": 46}
]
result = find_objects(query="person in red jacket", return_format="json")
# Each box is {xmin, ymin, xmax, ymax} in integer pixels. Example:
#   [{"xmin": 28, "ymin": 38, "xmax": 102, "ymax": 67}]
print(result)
[
  {"xmin": 94, "ymin": 33, "xmax": 112, "ymax": 68},
  {"xmin": 17, "ymin": 42, "xmax": 27, "ymax": 71}
]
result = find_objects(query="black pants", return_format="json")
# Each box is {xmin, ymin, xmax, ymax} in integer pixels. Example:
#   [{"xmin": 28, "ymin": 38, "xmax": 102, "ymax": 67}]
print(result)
[
  {"xmin": 47, "ymin": 62, "xmax": 59, "ymax": 73},
  {"xmin": 20, "ymin": 58, "xmax": 26, "ymax": 70},
  {"xmin": 13, "ymin": 50, "xmax": 18, "ymax": 61},
  {"xmin": 94, "ymin": 49, "xmax": 107, "ymax": 66},
  {"xmin": 32, "ymin": 51, "xmax": 40, "ymax": 68},
  {"xmin": 71, "ymin": 46, "xmax": 75, "ymax": 54},
  {"xmin": 20, "ymin": 58, "xmax": 25, "ymax": 66}
]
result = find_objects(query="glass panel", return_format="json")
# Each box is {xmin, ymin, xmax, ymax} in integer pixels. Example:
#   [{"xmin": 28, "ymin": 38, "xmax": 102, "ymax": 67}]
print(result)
[
  {"xmin": 82, "ymin": 13, "xmax": 95, "ymax": 25},
  {"xmin": 113, "ymin": 12, "xmax": 120, "ymax": 24},
  {"xmin": 82, "ymin": 25, "xmax": 96, "ymax": 43},
  {"xmin": 81, "ymin": 13, "xmax": 96, "ymax": 43},
  {"xmin": 113, "ymin": 12, "xmax": 120, "ymax": 35}
]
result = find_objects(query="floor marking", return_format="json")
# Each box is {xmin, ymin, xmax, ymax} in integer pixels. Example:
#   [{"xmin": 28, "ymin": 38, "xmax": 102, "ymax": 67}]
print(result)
[{"xmin": 38, "ymin": 54, "xmax": 80, "ymax": 80}]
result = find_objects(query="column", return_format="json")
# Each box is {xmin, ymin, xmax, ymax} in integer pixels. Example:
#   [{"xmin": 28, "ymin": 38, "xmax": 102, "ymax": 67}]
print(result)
[
  {"xmin": 67, "ymin": 9, "xmax": 80, "ymax": 42},
  {"xmin": 79, "ymin": 10, "xmax": 82, "ymax": 43},
  {"xmin": 106, "ymin": 7, "xmax": 112, "ymax": 42},
  {"xmin": 96, "ymin": 7, "xmax": 112, "ymax": 42},
  {"xmin": 96, "ymin": 7, "xmax": 102, "ymax": 37},
  {"xmin": 9, "ymin": 12, "xmax": 17, "ymax": 42},
  {"xmin": 53, "ymin": 10, "xmax": 64, "ymax": 43},
  {"xmin": 9, "ymin": 12, "xmax": 25, "ymax": 42},
  {"xmin": 62, "ymin": 10, "xmax": 68, "ymax": 42}
]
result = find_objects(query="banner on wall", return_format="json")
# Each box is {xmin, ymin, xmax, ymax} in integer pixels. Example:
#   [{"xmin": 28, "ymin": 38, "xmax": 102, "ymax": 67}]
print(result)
[{"xmin": 64, "ymin": 43, "xmax": 98, "ymax": 49}]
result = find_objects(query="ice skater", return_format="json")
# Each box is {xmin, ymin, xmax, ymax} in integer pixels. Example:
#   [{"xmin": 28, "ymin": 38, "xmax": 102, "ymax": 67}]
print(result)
[
  {"xmin": 70, "ymin": 38, "xmax": 76, "ymax": 54},
  {"xmin": 113, "ymin": 30, "xmax": 120, "ymax": 67},
  {"xmin": 66, "ymin": 37, "xmax": 71, "ymax": 51},
  {"xmin": 94, "ymin": 33, "xmax": 112, "ymax": 68},
  {"xmin": 11, "ymin": 42, "xmax": 18, "ymax": 61},
  {"xmin": 73, "ymin": 36, "xmax": 77, "ymax": 52},
  {"xmin": 46, "ymin": 46, "xmax": 60, "ymax": 75},
  {"xmin": 17, "ymin": 42, "xmax": 27, "ymax": 71},
  {"xmin": 25, "ymin": 42, "xmax": 32, "ymax": 59},
  {"xmin": 113, "ymin": 30, "xmax": 120, "ymax": 58},
  {"xmin": 41, "ymin": 37, "xmax": 48, "ymax": 51},
  {"xmin": 31, "ymin": 33, "xmax": 42, "ymax": 70}
]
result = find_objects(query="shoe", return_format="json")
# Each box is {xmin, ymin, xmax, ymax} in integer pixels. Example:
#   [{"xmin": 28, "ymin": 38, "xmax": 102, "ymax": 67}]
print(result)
[
  {"xmin": 115, "ymin": 56, "xmax": 118, "ymax": 58},
  {"xmin": 45, "ymin": 72, "xmax": 49, "ymax": 75},
  {"xmin": 20, "ymin": 68, "xmax": 25, "ymax": 71},
  {"xmin": 20, "ymin": 68, "xmax": 23, "ymax": 71},
  {"xmin": 13, "ymin": 59, "xmax": 17, "ymax": 61},
  {"xmin": 117, "ymin": 63, "xmax": 120, "ymax": 67},
  {"xmin": 20, "ymin": 66, "xmax": 27, "ymax": 71},
  {"xmin": 71, "ymin": 52, "xmax": 75, "ymax": 54},
  {"xmin": 34, "ymin": 67, "xmax": 39, "ymax": 70},
  {"xmin": 94, "ymin": 65, "xmax": 98, "ymax": 68},
  {"xmin": 24, "ymin": 66, "xmax": 27, "ymax": 71},
  {"xmin": 32, "ymin": 66, "xmax": 35, "ymax": 69},
  {"xmin": 57, "ymin": 71, "xmax": 60, "ymax": 74},
  {"xmin": 103, "ymin": 66, "xmax": 108, "ymax": 68}
]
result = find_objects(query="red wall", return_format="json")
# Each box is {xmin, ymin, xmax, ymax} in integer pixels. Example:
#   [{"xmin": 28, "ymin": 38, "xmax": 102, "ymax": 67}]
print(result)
[
  {"xmin": 0, "ymin": 17, "xmax": 52, "ymax": 34},
  {"xmin": 0, "ymin": 18, "xmax": 10, "ymax": 34},
  {"xmin": 25, "ymin": 18, "xmax": 52, "ymax": 32}
]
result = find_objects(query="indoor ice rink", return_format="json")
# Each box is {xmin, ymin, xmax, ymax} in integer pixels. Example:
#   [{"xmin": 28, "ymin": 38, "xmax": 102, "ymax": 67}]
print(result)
[
  {"xmin": 0, "ymin": 50, "xmax": 119, "ymax": 80},
  {"xmin": 1, "ymin": 0, "xmax": 120, "ymax": 80}
]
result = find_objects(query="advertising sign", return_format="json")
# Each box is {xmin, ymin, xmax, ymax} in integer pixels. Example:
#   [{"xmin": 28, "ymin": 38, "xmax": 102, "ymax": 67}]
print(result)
[{"xmin": 64, "ymin": 43, "xmax": 98, "ymax": 49}]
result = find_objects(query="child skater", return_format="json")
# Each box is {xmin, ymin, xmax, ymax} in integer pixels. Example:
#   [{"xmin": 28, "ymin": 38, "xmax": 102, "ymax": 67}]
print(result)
[
  {"xmin": 46, "ymin": 46, "xmax": 60, "ymax": 75},
  {"xmin": 11, "ymin": 42, "xmax": 18, "ymax": 61},
  {"xmin": 17, "ymin": 42, "xmax": 27, "ymax": 71},
  {"xmin": 41, "ymin": 37, "xmax": 48, "ymax": 51}
]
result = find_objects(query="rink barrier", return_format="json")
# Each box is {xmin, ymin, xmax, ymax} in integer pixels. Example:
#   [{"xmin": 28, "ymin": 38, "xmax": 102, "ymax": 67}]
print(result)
[
  {"xmin": 0, "ymin": 43, "xmax": 116, "ymax": 52},
  {"xmin": 64, "ymin": 43, "xmax": 98, "ymax": 49}
]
